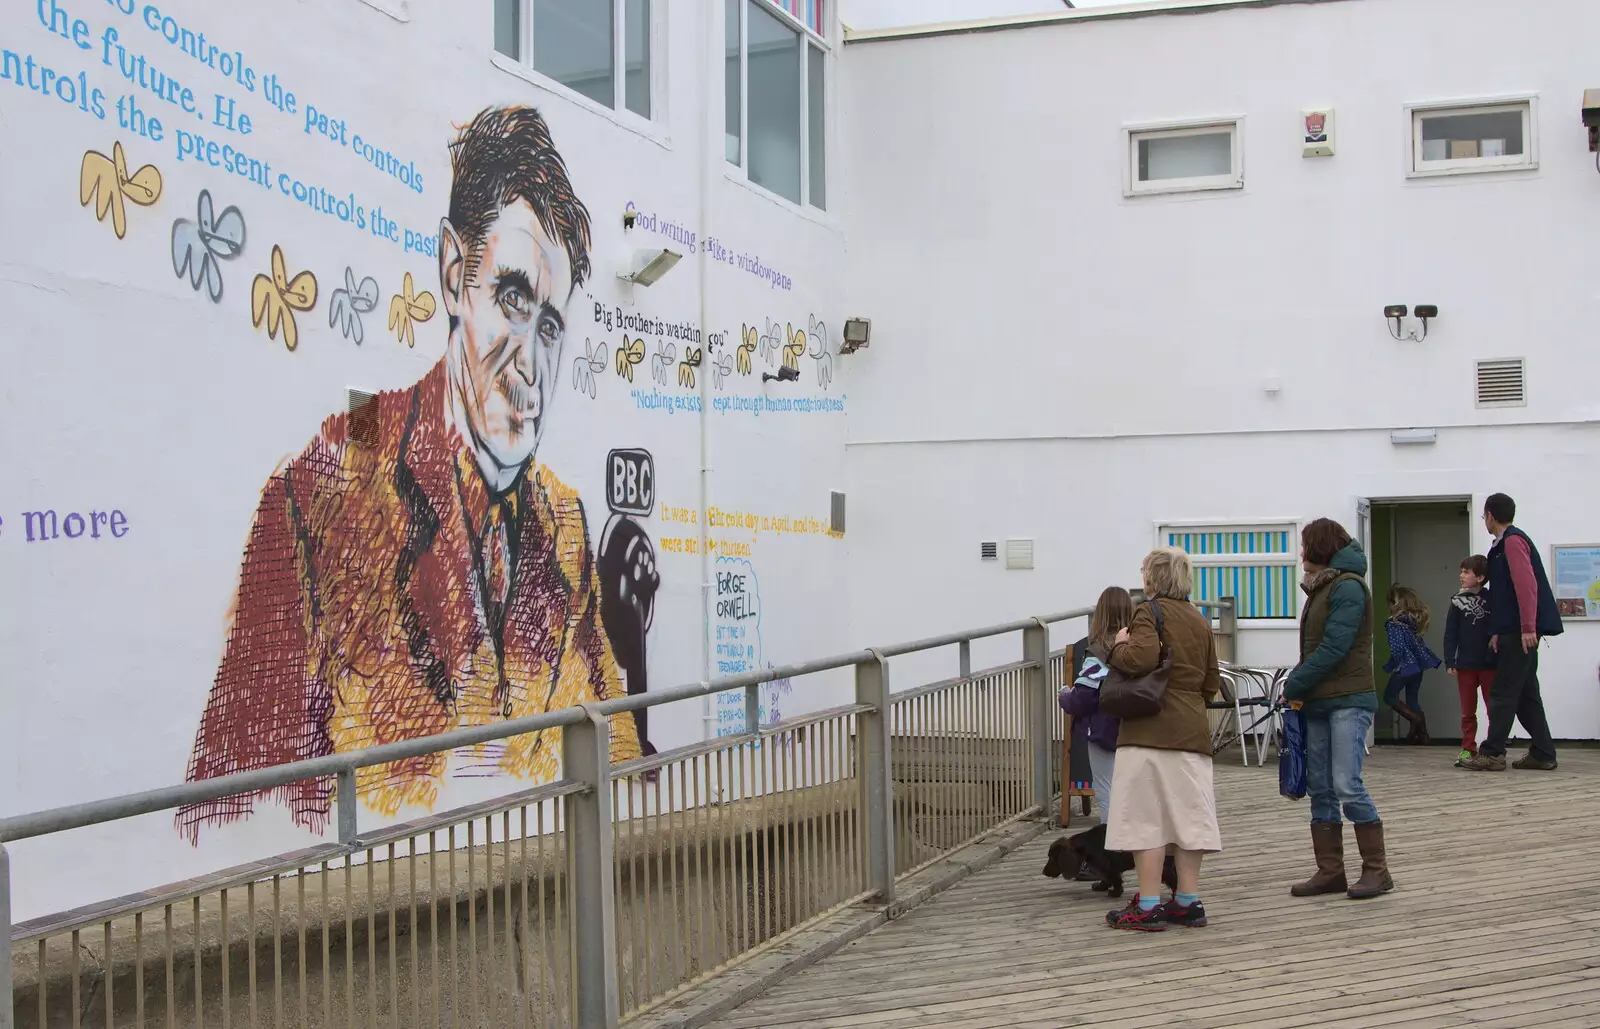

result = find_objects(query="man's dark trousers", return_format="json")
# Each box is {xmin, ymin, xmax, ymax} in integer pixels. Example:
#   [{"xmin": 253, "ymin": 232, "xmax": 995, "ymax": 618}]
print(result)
[{"xmin": 1478, "ymin": 635, "xmax": 1556, "ymax": 761}]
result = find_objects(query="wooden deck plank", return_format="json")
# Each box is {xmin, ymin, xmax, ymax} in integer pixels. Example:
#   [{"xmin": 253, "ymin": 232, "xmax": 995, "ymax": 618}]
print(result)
[{"xmin": 701, "ymin": 747, "xmax": 1600, "ymax": 1029}]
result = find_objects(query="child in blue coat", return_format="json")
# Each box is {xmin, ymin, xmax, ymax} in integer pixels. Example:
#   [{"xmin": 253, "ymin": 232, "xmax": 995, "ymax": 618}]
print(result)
[{"xmin": 1383, "ymin": 585, "xmax": 1442, "ymax": 743}]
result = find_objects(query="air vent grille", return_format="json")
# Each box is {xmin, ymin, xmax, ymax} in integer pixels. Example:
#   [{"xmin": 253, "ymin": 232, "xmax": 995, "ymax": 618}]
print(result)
[
  {"xmin": 1005, "ymin": 538, "xmax": 1035, "ymax": 571},
  {"xmin": 1475, "ymin": 359, "xmax": 1525, "ymax": 408},
  {"xmin": 830, "ymin": 491, "xmax": 846, "ymax": 535},
  {"xmin": 980, "ymin": 541, "xmax": 999, "ymax": 561},
  {"xmin": 348, "ymin": 389, "xmax": 379, "ymax": 446}
]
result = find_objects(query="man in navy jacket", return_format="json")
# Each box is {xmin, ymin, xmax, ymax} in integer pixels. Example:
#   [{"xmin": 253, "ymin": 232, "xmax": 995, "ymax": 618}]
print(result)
[{"xmin": 1460, "ymin": 493, "xmax": 1564, "ymax": 772}]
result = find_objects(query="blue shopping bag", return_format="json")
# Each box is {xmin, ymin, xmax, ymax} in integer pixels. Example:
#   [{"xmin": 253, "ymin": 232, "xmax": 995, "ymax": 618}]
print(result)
[{"xmin": 1279, "ymin": 705, "xmax": 1308, "ymax": 801}]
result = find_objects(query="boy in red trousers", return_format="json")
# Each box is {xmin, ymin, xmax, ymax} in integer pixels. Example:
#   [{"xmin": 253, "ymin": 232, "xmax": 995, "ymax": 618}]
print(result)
[{"xmin": 1443, "ymin": 555, "xmax": 1495, "ymax": 766}]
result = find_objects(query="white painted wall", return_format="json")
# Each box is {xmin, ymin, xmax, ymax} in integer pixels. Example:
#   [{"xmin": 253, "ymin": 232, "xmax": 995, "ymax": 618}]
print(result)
[
  {"xmin": 2, "ymin": 0, "xmax": 850, "ymax": 920},
  {"xmin": 840, "ymin": 0, "xmax": 1600, "ymax": 726}
]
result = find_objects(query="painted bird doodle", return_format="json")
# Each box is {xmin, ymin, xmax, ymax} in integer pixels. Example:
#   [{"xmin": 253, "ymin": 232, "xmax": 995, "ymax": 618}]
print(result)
[
  {"xmin": 573, "ymin": 337, "xmax": 608, "ymax": 398},
  {"xmin": 678, "ymin": 346, "xmax": 702, "ymax": 389},
  {"xmin": 713, "ymin": 350, "xmax": 735, "ymax": 390},
  {"xmin": 80, "ymin": 142, "xmax": 163, "ymax": 240},
  {"xmin": 807, "ymin": 315, "xmax": 833, "ymax": 390},
  {"xmin": 758, "ymin": 319, "xmax": 784, "ymax": 366},
  {"xmin": 387, "ymin": 272, "xmax": 437, "ymax": 348},
  {"xmin": 328, "ymin": 267, "xmax": 380, "ymax": 344},
  {"xmin": 615, "ymin": 335, "xmax": 645, "ymax": 381},
  {"xmin": 782, "ymin": 323, "xmax": 806, "ymax": 373},
  {"xmin": 170, "ymin": 189, "xmax": 245, "ymax": 303},
  {"xmin": 250, "ymin": 245, "xmax": 319, "ymax": 352},
  {"xmin": 652, "ymin": 341, "xmax": 677, "ymax": 386},
  {"xmin": 737, "ymin": 324, "xmax": 758, "ymax": 375}
]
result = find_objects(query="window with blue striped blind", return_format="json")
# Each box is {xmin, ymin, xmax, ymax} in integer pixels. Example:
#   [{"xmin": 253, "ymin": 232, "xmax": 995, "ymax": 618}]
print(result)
[
  {"xmin": 1165, "ymin": 529, "xmax": 1297, "ymax": 619},
  {"xmin": 773, "ymin": 0, "xmax": 824, "ymax": 34}
]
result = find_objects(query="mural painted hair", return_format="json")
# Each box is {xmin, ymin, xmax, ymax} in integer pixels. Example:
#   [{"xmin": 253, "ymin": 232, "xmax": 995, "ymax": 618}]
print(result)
[{"xmin": 447, "ymin": 105, "xmax": 593, "ymax": 288}]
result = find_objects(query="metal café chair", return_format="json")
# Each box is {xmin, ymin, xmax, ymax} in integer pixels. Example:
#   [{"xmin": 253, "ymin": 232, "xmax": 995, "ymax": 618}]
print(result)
[{"xmin": 1211, "ymin": 664, "xmax": 1288, "ymax": 765}]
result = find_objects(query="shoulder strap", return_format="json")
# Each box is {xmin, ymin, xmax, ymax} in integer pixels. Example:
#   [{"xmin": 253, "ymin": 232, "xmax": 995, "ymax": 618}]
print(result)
[{"xmin": 1147, "ymin": 598, "xmax": 1166, "ymax": 642}]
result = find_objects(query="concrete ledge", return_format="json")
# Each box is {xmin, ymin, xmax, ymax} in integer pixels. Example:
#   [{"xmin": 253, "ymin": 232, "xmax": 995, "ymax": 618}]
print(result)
[{"xmin": 627, "ymin": 817, "xmax": 1052, "ymax": 1029}]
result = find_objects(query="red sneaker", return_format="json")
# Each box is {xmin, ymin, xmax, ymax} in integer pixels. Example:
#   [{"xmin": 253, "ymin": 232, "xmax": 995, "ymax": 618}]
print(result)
[{"xmin": 1106, "ymin": 895, "xmax": 1169, "ymax": 932}]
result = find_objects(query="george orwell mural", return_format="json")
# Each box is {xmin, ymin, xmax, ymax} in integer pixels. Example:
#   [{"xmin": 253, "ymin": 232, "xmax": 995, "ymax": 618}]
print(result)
[{"xmin": 179, "ymin": 106, "xmax": 649, "ymax": 841}]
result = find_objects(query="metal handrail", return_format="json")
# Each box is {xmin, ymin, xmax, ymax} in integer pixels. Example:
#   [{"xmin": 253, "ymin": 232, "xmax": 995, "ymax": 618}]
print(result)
[
  {"xmin": 0, "ymin": 608, "xmax": 1094, "ymax": 845},
  {"xmin": 0, "ymin": 706, "xmax": 590, "ymax": 845},
  {"xmin": 0, "ymin": 596, "xmax": 1232, "ymax": 1029}
]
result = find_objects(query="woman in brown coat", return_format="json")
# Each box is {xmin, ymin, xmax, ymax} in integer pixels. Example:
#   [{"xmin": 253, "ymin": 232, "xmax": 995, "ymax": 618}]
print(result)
[{"xmin": 1104, "ymin": 548, "xmax": 1223, "ymax": 931}]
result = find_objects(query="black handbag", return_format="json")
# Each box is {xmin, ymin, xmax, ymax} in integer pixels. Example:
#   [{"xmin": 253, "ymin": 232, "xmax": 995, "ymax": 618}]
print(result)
[{"xmin": 1099, "ymin": 600, "xmax": 1173, "ymax": 719}]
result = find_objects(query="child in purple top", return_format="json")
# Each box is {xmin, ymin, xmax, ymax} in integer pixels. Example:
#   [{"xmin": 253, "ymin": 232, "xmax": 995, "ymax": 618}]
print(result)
[{"xmin": 1061, "ymin": 587, "xmax": 1134, "ymax": 820}]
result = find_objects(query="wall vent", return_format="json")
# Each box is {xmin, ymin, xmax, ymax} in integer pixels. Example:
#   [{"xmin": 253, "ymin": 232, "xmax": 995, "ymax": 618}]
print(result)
[
  {"xmin": 348, "ymin": 389, "xmax": 379, "ymax": 446},
  {"xmin": 980, "ymin": 541, "xmax": 999, "ymax": 561},
  {"xmin": 830, "ymin": 491, "xmax": 846, "ymax": 534},
  {"xmin": 1005, "ymin": 538, "xmax": 1035, "ymax": 571},
  {"xmin": 1475, "ymin": 359, "xmax": 1525, "ymax": 408}
]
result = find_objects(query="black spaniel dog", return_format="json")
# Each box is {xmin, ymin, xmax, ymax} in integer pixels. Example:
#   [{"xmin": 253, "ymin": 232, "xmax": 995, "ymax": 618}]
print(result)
[{"xmin": 1041, "ymin": 824, "xmax": 1179, "ymax": 899}]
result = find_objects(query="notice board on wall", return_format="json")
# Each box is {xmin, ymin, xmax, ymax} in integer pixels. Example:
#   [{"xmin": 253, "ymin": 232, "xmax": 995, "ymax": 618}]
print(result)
[{"xmin": 1551, "ymin": 544, "xmax": 1600, "ymax": 620}]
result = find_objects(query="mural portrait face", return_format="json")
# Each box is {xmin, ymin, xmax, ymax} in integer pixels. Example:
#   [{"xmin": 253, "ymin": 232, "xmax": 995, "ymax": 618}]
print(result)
[
  {"xmin": 441, "ymin": 201, "xmax": 574, "ymax": 478},
  {"xmin": 438, "ymin": 105, "xmax": 593, "ymax": 489}
]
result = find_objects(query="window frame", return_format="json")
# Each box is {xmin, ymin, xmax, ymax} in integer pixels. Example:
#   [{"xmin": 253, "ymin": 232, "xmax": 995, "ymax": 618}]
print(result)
[
  {"xmin": 1156, "ymin": 520, "xmax": 1301, "ymax": 623},
  {"xmin": 1405, "ymin": 96, "xmax": 1538, "ymax": 179},
  {"xmin": 1123, "ymin": 118, "xmax": 1244, "ymax": 198},
  {"xmin": 492, "ymin": 0, "xmax": 663, "ymax": 130},
  {"xmin": 726, "ymin": 0, "xmax": 831, "ymax": 214}
]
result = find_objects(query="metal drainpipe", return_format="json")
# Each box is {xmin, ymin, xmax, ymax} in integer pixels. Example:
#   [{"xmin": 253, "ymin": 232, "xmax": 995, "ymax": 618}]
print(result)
[{"xmin": 698, "ymin": 0, "xmax": 717, "ymax": 743}]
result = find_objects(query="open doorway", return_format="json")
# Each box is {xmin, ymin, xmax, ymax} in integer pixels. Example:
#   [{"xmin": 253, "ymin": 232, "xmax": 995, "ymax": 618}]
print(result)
[{"xmin": 1366, "ymin": 497, "xmax": 1474, "ymax": 745}]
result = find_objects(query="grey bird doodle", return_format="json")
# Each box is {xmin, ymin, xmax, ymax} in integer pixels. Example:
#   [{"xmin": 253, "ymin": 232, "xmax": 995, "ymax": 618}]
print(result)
[{"xmin": 171, "ymin": 190, "xmax": 246, "ymax": 303}]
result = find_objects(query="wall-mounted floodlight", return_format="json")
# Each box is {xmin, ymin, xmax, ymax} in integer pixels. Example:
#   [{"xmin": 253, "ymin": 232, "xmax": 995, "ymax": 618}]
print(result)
[
  {"xmin": 840, "ymin": 317, "xmax": 871, "ymax": 354},
  {"xmin": 619, "ymin": 248, "xmax": 682, "ymax": 287}
]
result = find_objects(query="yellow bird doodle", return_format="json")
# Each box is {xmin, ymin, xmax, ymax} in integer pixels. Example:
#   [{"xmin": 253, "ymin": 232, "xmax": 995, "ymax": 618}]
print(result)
[
  {"xmin": 737, "ymin": 324, "xmax": 758, "ymax": 376},
  {"xmin": 250, "ymin": 245, "xmax": 319, "ymax": 352},
  {"xmin": 79, "ymin": 142, "xmax": 163, "ymax": 240},
  {"xmin": 782, "ymin": 323, "xmax": 806, "ymax": 373},
  {"xmin": 387, "ymin": 272, "xmax": 437, "ymax": 348},
  {"xmin": 678, "ymin": 346, "xmax": 702, "ymax": 389},
  {"xmin": 615, "ymin": 335, "xmax": 645, "ymax": 381}
]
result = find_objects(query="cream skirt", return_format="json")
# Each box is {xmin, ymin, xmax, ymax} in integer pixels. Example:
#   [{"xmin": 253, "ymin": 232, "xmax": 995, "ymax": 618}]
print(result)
[{"xmin": 1104, "ymin": 746, "xmax": 1223, "ymax": 853}]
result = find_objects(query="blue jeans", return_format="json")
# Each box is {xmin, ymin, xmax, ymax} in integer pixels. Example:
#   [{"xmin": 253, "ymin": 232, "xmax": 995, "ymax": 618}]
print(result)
[
  {"xmin": 1305, "ymin": 707, "xmax": 1380, "ymax": 825},
  {"xmin": 1383, "ymin": 672, "xmax": 1422, "ymax": 709}
]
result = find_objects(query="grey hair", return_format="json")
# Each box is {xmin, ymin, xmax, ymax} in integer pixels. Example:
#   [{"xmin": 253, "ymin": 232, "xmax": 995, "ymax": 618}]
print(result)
[{"xmin": 1141, "ymin": 547, "xmax": 1193, "ymax": 601}]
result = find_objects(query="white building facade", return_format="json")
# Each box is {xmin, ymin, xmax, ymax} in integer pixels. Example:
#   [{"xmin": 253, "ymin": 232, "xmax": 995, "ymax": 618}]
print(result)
[
  {"xmin": 841, "ymin": 0, "xmax": 1600, "ymax": 743},
  {"xmin": 2, "ymin": 0, "xmax": 853, "ymax": 920},
  {"xmin": 3, "ymin": 0, "xmax": 1598, "ymax": 919}
]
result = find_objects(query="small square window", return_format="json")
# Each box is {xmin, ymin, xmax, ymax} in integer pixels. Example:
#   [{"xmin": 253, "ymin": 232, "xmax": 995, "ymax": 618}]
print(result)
[
  {"xmin": 1126, "ymin": 121, "xmax": 1242, "ymax": 196},
  {"xmin": 1408, "ymin": 99, "xmax": 1536, "ymax": 177}
]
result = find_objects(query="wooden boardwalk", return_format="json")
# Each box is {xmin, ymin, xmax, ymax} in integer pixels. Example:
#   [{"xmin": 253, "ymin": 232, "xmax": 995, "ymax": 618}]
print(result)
[{"xmin": 703, "ymin": 746, "xmax": 1600, "ymax": 1029}]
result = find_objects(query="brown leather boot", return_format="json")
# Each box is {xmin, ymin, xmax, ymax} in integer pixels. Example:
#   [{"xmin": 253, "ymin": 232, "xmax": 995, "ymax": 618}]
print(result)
[
  {"xmin": 1348, "ymin": 821, "xmax": 1395, "ymax": 899},
  {"xmin": 1290, "ymin": 822, "xmax": 1347, "ymax": 897}
]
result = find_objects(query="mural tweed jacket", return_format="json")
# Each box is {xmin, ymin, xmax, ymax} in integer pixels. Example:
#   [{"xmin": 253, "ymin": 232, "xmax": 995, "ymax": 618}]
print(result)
[{"xmin": 178, "ymin": 361, "xmax": 640, "ymax": 841}]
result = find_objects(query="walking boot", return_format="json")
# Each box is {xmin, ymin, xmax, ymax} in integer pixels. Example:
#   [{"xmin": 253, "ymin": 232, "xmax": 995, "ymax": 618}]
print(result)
[
  {"xmin": 1290, "ymin": 822, "xmax": 1347, "ymax": 897},
  {"xmin": 1348, "ymin": 821, "xmax": 1395, "ymax": 899}
]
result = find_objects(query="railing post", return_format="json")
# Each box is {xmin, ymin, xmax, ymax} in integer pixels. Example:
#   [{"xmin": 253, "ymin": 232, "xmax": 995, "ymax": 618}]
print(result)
[
  {"xmin": 1024, "ymin": 619, "xmax": 1054, "ymax": 817},
  {"xmin": 336, "ymin": 766, "xmax": 359, "ymax": 844},
  {"xmin": 958, "ymin": 641, "xmax": 971, "ymax": 679},
  {"xmin": 564, "ymin": 706, "xmax": 620, "ymax": 1029},
  {"xmin": 744, "ymin": 683, "xmax": 761, "ymax": 736},
  {"xmin": 855, "ymin": 651, "xmax": 895, "ymax": 905},
  {"xmin": 1, "ymin": 843, "xmax": 12, "ymax": 1029},
  {"xmin": 1218, "ymin": 597, "xmax": 1238, "ymax": 663}
]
